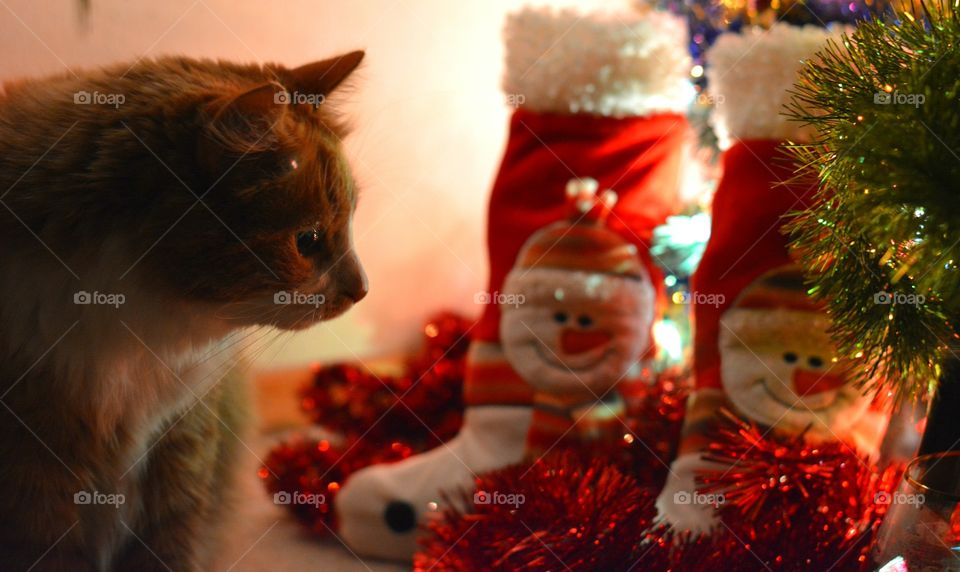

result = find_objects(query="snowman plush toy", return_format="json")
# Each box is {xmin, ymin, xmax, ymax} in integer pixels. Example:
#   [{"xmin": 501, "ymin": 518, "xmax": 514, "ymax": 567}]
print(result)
[
  {"xmin": 657, "ymin": 265, "xmax": 887, "ymax": 534},
  {"xmin": 654, "ymin": 23, "xmax": 890, "ymax": 535},
  {"xmin": 500, "ymin": 180, "xmax": 655, "ymax": 451}
]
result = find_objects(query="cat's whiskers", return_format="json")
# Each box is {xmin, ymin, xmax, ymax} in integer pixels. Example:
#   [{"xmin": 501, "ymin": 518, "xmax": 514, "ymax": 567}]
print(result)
[
  {"xmin": 260, "ymin": 329, "xmax": 298, "ymax": 366},
  {"xmin": 212, "ymin": 300, "xmax": 279, "ymax": 322},
  {"xmin": 186, "ymin": 301, "xmax": 316, "ymax": 386},
  {"xmin": 177, "ymin": 325, "xmax": 262, "ymax": 375},
  {"xmin": 204, "ymin": 328, "xmax": 280, "ymax": 390},
  {"xmin": 182, "ymin": 326, "xmax": 273, "ymax": 386},
  {"xmin": 292, "ymin": 306, "xmax": 321, "ymax": 330},
  {"xmin": 243, "ymin": 329, "xmax": 289, "ymax": 369}
]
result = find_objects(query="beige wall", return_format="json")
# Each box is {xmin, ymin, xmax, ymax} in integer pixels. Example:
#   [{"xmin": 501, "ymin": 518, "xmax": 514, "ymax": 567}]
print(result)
[{"xmin": 0, "ymin": 0, "xmax": 633, "ymax": 367}]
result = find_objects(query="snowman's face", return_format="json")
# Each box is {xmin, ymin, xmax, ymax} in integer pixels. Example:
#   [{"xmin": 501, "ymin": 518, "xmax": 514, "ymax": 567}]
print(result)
[
  {"xmin": 500, "ymin": 266, "xmax": 654, "ymax": 395},
  {"xmin": 718, "ymin": 307, "xmax": 872, "ymax": 439}
]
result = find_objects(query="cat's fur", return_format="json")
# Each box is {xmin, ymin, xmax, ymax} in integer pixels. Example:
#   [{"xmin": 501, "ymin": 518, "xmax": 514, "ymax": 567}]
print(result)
[{"xmin": 0, "ymin": 51, "xmax": 368, "ymax": 571}]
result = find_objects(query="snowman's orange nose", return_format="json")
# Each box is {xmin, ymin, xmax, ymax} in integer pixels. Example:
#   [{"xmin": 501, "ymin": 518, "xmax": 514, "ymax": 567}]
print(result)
[
  {"xmin": 560, "ymin": 328, "xmax": 611, "ymax": 355},
  {"xmin": 792, "ymin": 369, "xmax": 847, "ymax": 396}
]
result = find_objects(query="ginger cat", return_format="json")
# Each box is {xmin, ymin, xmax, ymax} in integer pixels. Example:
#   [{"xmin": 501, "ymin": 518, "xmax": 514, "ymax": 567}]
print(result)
[{"xmin": 0, "ymin": 51, "xmax": 368, "ymax": 571}]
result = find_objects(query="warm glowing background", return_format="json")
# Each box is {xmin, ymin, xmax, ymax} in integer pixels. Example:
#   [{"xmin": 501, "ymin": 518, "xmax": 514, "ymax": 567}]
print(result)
[{"xmin": 0, "ymin": 0, "xmax": 637, "ymax": 370}]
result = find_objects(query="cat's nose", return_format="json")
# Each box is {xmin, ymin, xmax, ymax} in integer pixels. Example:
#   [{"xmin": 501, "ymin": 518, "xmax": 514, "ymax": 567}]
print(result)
[
  {"xmin": 337, "ymin": 251, "xmax": 368, "ymax": 303},
  {"xmin": 348, "ymin": 267, "xmax": 369, "ymax": 302}
]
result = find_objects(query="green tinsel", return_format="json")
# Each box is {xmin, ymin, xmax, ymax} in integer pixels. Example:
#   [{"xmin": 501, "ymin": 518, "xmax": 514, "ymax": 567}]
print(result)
[{"xmin": 786, "ymin": 1, "xmax": 960, "ymax": 401}]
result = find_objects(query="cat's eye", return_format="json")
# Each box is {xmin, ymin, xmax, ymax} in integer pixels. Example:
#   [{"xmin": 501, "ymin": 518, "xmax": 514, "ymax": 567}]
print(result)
[
  {"xmin": 296, "ymin": 225, "xmax": 320, "ymax": 255},
  {"xmin": 783, "ymin": 352, "xmax": 798, "ymax": 364},
  {"xmin": 808, "ymin": 356, "xmax": 824, "ymax": 368},
  {"xmin": 553, "ymin": 311, "xmax": 568, "ymax": 324},
  {"xmin": 577, "ymin": 315, "xmax": 593, "ymax": 328}
]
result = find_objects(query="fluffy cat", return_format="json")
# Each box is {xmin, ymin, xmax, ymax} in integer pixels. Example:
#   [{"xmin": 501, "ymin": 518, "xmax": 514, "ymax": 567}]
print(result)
[{"xmin": 0, "ymin": 50, "xmax": 368, "ymax": 571}]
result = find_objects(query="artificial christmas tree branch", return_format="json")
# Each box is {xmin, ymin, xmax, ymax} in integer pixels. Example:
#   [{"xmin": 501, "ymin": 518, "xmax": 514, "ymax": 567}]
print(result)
[
  {"xmin": 787, "ymin": 1, "xmax": 960, "ymax": 470},
  {"xmin": 786, "ymin": 0, "xmax": 960, "ymax": 404}
]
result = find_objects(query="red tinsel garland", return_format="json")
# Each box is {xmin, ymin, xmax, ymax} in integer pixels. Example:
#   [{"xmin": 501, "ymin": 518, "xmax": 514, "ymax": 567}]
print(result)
[
  {"xmin": 414, "ymin": 451, "xmax": 659, "ymax": 572},
  {"xmin": 418, "ymin": 411, "xmax": 905, "ymax": 571},
  {"xmin": 261, "ymin": 312, "xmax": 471, "ymax": 538},
  {"xmin": 636, "ymin": 412, "xmax": 905, "ymax": 571},
  {"xmin": 615, "ymin": 371, "xmax": 691, "ymax": 490},
  {"xmin": 259, "ymin": 436, "xmax": 415, "ymax": 536},
  {"xmin": 699, "ymin": 410, "xmax": 889, "ymax": 524},
  {"xmin": 299, "ymin": 311, "xmax": 471, "ymax": 449}
]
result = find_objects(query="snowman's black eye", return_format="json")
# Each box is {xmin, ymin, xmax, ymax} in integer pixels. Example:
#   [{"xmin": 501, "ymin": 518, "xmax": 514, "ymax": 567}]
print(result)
[
  {"xmin": 553, "ymin": 312, "xmax": 568, "ymax": 324},
  {"xmin": 577, "ymin": 315, "xmax": 593, "ymax": 328},
  {"xmin": 783, "ymin": 352, "xmax": 798, "ymax": 364},
  {"xmin": 808, "ymin": 356, "xmax": 824, "ymax": 368}
]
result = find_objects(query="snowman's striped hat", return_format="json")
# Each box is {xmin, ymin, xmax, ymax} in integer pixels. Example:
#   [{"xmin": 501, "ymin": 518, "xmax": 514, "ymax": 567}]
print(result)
[
  {"xmin": 511, "ymin": 179, "xmax": 648, "ymax": 280},
  {"xmin": 727, "ymin": 265, "xmax": 823, "ymax": 313},
  {"xmin": 720, "ymin": 265, "xmax": 830, "ymax": 344}
]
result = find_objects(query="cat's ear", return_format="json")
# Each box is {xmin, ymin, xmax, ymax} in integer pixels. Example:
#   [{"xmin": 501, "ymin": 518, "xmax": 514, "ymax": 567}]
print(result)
[
  {"xmin": 289, "ymin": 50, "xmax": 365, "ymax": 100},
  {"xmin": 199, "ymin": 82, "xmax": 287, "ymax": 179},
  {"xmin": 221, "ymin": 83, "xmax": 282, "ymax": 118},
  {"xmin": 211, "ymin": 82, "xmax": 286, "ymax": 124}
]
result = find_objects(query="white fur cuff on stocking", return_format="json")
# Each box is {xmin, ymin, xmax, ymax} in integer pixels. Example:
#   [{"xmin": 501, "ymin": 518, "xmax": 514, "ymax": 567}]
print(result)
[
  {"xmin": 706, "ymin": 23, "xmax": 846, "ymax": 149},
  {"xmin": 503, "ymin": 7, "xmax": 693, "ymax": 117}
]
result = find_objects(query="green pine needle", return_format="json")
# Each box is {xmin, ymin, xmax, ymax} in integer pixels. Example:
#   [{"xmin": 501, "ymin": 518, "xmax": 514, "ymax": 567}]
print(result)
[{"xmin": 786, "ymin": 0, "xmax": 960, "ymax": 402}]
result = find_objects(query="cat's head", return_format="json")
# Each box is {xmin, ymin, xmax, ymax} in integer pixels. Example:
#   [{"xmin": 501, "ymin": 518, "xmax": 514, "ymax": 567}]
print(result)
[{"xmin": 142, "ymin": 51, "xmax": 369, "ymax": 331}]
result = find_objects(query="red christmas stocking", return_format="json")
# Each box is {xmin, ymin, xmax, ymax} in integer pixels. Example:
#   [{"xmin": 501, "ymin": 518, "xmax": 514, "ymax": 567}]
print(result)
[
  {"xmin": 655, "ymin": 24, "xmax": 890, "ymax": 536},
  {"xmin": 337, "ymin": 6, "xmax": 691, "ymax": 560}
]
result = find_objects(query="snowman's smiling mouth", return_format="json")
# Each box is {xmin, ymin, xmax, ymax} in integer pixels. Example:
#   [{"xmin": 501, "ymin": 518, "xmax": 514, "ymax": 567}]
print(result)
[
  {"xmin": 530, "ymin": 342, "xmax": 611, "ymax": 373},
  {"xmin": 756, "ymin": 378, "xmax": 839, "ymax": 411}
]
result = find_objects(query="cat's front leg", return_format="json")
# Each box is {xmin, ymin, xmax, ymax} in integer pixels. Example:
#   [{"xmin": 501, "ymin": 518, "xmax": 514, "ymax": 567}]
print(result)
[
  {"xmin": 113, "ymin": 395, "xmax": 223, "ymax": 571},
  {"xmin": 112, "ymin": 441, "xmax": 212, "ymax": 570},
  {"xmin": 112, "ymin": 378, "xmax": 247, "ymax": 572}
]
